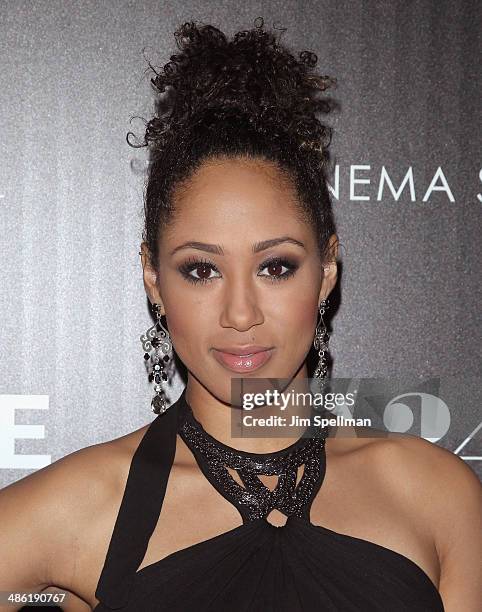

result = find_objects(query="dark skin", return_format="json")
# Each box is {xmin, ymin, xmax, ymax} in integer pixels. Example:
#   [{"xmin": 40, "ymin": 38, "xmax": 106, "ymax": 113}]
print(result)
[{"xmin": 0, "ymin": 156, "xmax": 480, "ymax": 611}]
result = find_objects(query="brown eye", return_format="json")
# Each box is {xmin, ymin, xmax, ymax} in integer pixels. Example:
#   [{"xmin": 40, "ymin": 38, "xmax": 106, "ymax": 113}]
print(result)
[
  {"xmin": 258, "ymin": 257, "xmax": 298, "ymax": 282},
  {"xmin": 267, "ymin": 261, "xmax": 284, "ymax": 277},
  {"xmin": 179, "ymin": 258, "xmax": 221, "ymax": 284},
  {"xmin": 194, "ymin": 264, "xmax": 213, "ymax": 280}
]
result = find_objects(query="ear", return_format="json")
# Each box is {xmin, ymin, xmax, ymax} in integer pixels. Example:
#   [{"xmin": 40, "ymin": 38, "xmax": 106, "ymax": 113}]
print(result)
[
  {"xmin": 139, "ymin": 242, "xmax": 165, "ymax": 313},
  {"xmin": 319, "ymin": 234, "xmax": 339, "ymax": 304}
]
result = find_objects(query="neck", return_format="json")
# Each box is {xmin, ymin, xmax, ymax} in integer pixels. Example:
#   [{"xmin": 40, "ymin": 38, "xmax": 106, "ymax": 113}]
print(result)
[{"xmin": 184, "ymin": 369, "xmax": 318, "ymax": 455}]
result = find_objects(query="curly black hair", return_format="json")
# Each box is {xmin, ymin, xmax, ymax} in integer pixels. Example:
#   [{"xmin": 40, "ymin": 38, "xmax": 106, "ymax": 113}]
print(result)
[{"xmin": 129, "ymin": 17, "xmax": 337, "ymax": 270}]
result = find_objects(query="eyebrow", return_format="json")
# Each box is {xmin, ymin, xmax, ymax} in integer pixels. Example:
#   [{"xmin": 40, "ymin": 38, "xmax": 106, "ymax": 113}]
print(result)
[{"xmin": 169, "ymin": 236, "xmax": 306, "ymax": 256}]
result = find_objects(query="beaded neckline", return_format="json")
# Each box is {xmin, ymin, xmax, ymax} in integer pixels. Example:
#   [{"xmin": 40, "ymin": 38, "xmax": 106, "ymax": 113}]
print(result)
[
  {"xmin": 179, "ymin": 399, "xmax": 330, "ymax": 458},
  {"xmin": 177, "ymin": 396, "xmax": 330, "ymax": 523}
]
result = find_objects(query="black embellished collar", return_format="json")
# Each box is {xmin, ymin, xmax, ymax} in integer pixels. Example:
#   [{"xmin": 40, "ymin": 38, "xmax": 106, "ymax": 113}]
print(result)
[{"xmin": 178, "ymin": 393, "xmax": 330, "ymax": 523}]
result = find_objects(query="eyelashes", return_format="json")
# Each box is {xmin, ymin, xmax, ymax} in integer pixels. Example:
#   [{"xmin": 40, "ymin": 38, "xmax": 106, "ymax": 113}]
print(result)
[{"xmin": 178, "ymin": 256, "xmax": 299, "ymax": 285}]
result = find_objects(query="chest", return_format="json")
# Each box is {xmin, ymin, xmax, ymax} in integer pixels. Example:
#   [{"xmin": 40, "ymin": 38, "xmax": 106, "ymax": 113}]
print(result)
[{"xmin": 59, "ymin": 443, "xmax": 440, "ymax": 609}]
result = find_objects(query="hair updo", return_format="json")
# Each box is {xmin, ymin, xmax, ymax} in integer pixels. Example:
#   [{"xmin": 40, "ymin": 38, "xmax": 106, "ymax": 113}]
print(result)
[{"xmin": 129, "ymin": 17, "xmax": 338, "ymax": 270}]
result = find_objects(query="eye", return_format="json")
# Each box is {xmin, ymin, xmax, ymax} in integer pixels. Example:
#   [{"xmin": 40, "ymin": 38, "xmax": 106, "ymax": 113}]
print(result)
[
  {"xmin": 258, "ymin": 257, "xmax": 299, "ymax": 282},
  {"xmin": 178, "ymin": 256, "xmax": 299, "ymax": 285},
  {"xmin": 178, "ymin": 258, "xmax": 221, "ymax": 284}
]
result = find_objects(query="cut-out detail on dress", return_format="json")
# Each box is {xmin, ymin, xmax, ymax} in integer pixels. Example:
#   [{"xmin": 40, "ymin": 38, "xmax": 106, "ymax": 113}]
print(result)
[
  {"xmin": 178, "ymin": 401, "xmax": 330, "ymax": 523},
  {"xmin": 93, "ymin": 388, "xmax": 445, "ymax": 612}
]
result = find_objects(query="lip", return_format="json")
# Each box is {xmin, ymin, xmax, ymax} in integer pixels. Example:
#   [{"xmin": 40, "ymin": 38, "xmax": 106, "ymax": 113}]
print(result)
[{"xmin": 212, "ymin": 346, "xmax": 274, "ymax": 373}]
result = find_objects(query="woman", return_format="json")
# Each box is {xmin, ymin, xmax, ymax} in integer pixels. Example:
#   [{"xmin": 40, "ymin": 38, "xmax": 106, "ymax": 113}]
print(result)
[{"xmin": 0, "ymin": 18, "xmax": 480, "ymax": 612}]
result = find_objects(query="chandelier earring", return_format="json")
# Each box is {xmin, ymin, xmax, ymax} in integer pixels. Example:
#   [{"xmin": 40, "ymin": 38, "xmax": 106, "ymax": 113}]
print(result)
[{"xmin": 140, "ymin": 302, "xmax": 173, "ymax": 415}]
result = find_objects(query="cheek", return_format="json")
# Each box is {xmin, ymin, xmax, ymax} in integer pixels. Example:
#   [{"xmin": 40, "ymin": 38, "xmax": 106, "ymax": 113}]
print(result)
[
  {"xmin": 275, "ymin": 293, "xmax": 318, "ymax": 341},
  {"xmin": 163, "ymin": 303, "xmax": 192, "ymax": 355},
  {"xmin": 163, "ymin": 297, "xmax": 214, "ymax": 362}
]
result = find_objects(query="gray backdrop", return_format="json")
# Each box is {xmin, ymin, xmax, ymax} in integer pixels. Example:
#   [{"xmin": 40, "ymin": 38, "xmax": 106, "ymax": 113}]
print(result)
[{"xmin": 1, "ymin": 0, "xmax": 480, "ymax": 487}]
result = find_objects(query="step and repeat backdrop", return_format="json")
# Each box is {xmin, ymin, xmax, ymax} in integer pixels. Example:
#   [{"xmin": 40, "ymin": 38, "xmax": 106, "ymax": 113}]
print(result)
[{"xmin": 1, "ymin": 0, "xmax": 480, "ymax": 487}]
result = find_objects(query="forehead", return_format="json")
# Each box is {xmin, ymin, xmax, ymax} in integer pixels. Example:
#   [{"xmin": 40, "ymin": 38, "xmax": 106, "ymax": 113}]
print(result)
[{"xmin": 165, "ymin": 156, "xmax": 309, "ymax": 240}]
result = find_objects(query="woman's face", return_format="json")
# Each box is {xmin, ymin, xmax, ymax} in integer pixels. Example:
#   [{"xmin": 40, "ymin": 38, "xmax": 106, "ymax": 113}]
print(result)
[{"xmin": 142, "ymin": 156, "xmax": 338, "ymax": 404}]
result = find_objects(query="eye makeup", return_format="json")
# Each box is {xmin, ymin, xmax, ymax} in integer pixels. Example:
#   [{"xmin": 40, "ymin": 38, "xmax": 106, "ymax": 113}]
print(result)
[{"xmin": 177, "ymin": 255, "xmax": 300, "ymax": 285}]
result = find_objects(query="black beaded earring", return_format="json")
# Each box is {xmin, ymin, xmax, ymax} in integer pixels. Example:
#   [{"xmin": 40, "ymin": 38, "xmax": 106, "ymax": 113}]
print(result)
[
  {"xmin": 313, "ymin": 299, "xmax": 329, "ymax": 390},
  {"xmin": 140, "ymin": 303, "xmax": 172, "ymax": 414}
]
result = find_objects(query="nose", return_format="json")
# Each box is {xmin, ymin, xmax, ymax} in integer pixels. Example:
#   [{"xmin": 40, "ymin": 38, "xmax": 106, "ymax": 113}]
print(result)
[{"xmin": 219, "ymin": 276, "xmax": 264, "ymax": 332}]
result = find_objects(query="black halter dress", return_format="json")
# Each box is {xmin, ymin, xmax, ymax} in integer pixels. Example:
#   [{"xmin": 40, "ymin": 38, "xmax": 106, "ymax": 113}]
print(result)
[{"xmin": 93, "ymin": 388, "xmax": 444, "ymax": 611}]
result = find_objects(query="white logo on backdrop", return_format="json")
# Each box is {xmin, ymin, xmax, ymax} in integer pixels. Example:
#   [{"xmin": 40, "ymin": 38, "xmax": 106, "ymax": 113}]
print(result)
[
  {"xmin": 383, "ymin": 392, "xmax": 451, "ymax": 442},
  {"xmin": 327, "ymin": 165, "xmax": 458, "ymax": 202},
  {"xmin": 453, "ymin": 422, "xmax": 482, "ymax": 461},
  {"xmin": 331, "ymin": 380, "xmax": 481, "ymax": 462},
  {"xmin": 0, "ymin": 395, "xmax": 51, "ymax": 469}
]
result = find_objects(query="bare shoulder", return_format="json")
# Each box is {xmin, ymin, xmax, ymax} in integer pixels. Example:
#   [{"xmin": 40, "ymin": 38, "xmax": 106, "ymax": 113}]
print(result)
[
  {"xmin": 361, "ymin": 430, "xmax": 481, "ymax": 514},
  {"xmin": 1, "ymin": 428, "xmax": 140, "ymax": 513},
  {"xmin": 388, "ymin": 434, "xmax": 481, "ymax": 610},
  {"xmin": 340, "ymin": 428, "xmax": 481, "ymax": 525},
  {"xmin": 0, "ymin": 423, "xmax": 150, "ymax": 607},
  {"xmin": 35, "ymin": 422, "xmax": 151, "ymax": 540},
  {"xmin": 335, "ymin": 428, "xmax": 481, "ymax": 610}
]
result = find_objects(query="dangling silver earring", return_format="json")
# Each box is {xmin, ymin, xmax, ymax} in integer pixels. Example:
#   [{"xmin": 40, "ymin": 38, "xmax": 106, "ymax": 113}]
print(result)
[
  {"xmin": 313, "ymin": 299, "xmax": 330, "ymax": 389},
  {"xmin": 140, "ymin": 302, "xmax": 172, "ymax": 414}
]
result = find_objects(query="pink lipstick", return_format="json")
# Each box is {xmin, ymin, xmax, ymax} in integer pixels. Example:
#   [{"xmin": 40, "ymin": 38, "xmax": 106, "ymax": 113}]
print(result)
[{"xmin": 212, "ymin": 346, "xmax": 274, "ymax": 373}]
